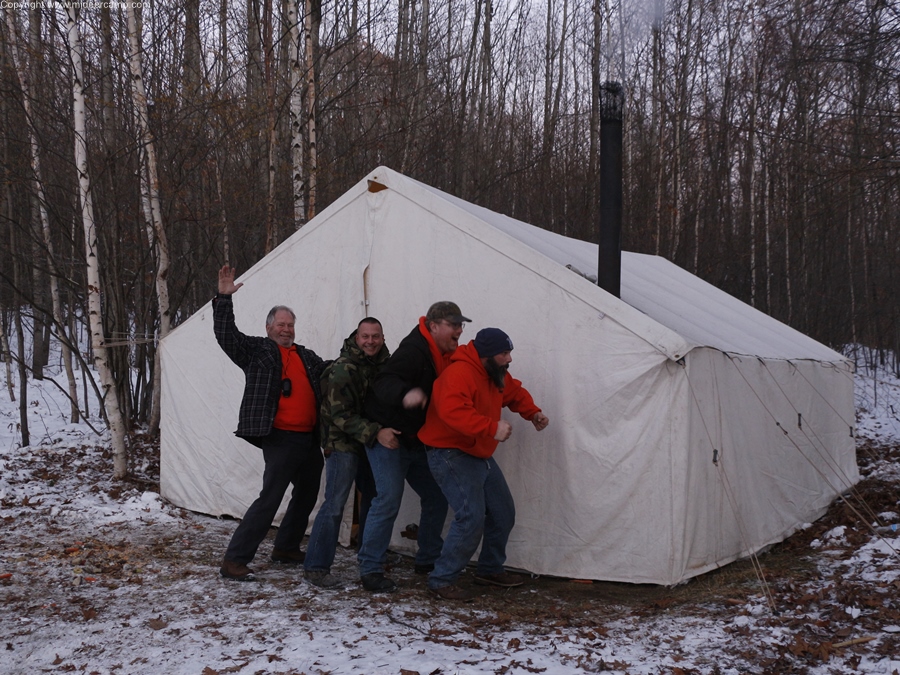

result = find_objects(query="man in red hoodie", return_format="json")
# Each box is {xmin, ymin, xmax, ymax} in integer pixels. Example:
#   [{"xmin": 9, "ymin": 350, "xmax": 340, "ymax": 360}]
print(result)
[{"xmin": 419, "ymin": 327, "xmax": 549, "ymax": 601}]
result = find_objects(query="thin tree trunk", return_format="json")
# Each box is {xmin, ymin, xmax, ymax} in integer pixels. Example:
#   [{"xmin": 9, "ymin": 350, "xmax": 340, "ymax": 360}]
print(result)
[
  {"xmin": 401, "ymin": 0, "xmax": 429, "ymax": 173},
  {"xmin": 747, "ymin": 63, "xmax": 758, "ymax": 307},
  {"xmin": 304, "ymin": 0, "xmax": 319, "ymax": 220},
  {"xmin": 218, "ymin": 0, "xmax": 229, "ymax": 84},
  {"xmin": 1, "ymin": 71, "xmax": 15, "ymax": 404},
  {"xmin": 288, "ymin": 0, "xmax": 307, "ymax": 227},
  {"xmin": 457, "ymin": 0, "xmax": 483, "ymax": 196},
  {"xmin": 247, "ymin": 0, "xmax": 266, "ymax": 197},
  {"xmin": 263, "ymin": 0, "xmax": 278, "ymax": 252},
  {"xmin": 126, "ymin": 3, "xmax": 171, "ymax": 436},
  {"xmin": 846, "ymin": 198, "xmax": 857, "ymax": 345},
  {"xmin": 5, "ymin": 9, "xmax": 80, "ymax": 419},
  {"xmin": 474, "ymin": 0, "xmax": 492, "ymax": 177},
  {"xmin": 214, "ymin": 155, "xmax": 231, "ymax": 263},
  {"xmin": 0, "ymin": 308, "xmax": 13, "ymax": 403},
  {"xmin": 65, "ymin": 3, "xmax": 128, "ymax": 478},
  {"xmin": 184, "ymin": 0, "xmax": 202, "ymax": 97},
  {"xmin": 9, "ymin": 221, "xmax": 29, "ymax": 445},
  {"xmin": 0, "ymin": 25, "xmax": 16, "ymax": 401},
  {"xmin": 215, "ymin": 0, "xmax": 236, "ymax": 249},
  {"xmin": 27, "ymin": 10, "xmax": 47, "ymax": 380},
  {"xmin": 651, "ymin": 19, "xmax": 663, "ymax": 256},
  {"xmin": 589, "ymin": 0, "xmax": 601, "ymax": 191},
  {"xmin": 14, "ymin": 301, "xmax": 29, "ymax": 447}
]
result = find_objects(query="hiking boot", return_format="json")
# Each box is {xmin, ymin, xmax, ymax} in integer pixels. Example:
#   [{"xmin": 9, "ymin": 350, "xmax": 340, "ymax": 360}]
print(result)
[
  {"xmin": 473, "ymin": 571, "xmax": 525, "ymax": 588},
  {"xmin": 414, "ymin": 563, "xmax": 435, "ymax": 575},
  {"xmin": 304, "ymin": 570, "xmax": 342, "ymax": 589},
  {"xmin": 271, "ymin": 549, "xmax": 305, "ymax": 564},
  {"xmin": 430, "ymin": 584, "xmax": 474, "ymax": 602},
  {"xmin": 220, "ymin": 559, "xmax": 256, "ymax": 581},
  {"xmin": 361, "ymin": 572, "xmax": 397, "ymax": 593}
]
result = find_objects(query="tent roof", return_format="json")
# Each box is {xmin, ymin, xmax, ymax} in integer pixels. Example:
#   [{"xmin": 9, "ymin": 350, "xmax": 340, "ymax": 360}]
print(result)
[{"xmin": 376, "ymin": 169, "xmax": 846, "ymax": 364}]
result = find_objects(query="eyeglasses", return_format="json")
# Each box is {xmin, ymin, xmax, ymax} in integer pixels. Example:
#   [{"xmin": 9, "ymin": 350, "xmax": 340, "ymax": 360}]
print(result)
[{"xmin": 441, "ymin": 320, "xmax": 464, "ymax": 330}]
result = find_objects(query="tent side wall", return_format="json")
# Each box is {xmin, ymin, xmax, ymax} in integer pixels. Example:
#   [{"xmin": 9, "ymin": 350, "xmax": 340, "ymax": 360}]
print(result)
[
  {"xmin": 501, "ymin": 358, "xmax": 690, "ymax": 584},
  {"xmin": 676, "ymin": 350, "xmax": 858, "ymax": 580},
  {"xmin": 160, "ymin": 186, "xmax": 376, "ymax": 521}
]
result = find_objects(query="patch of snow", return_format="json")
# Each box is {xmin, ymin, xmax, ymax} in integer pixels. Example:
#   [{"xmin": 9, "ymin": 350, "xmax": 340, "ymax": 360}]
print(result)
[{"xmin": 1, "ymin": 360, "xmax": 899, "ymax": 674}]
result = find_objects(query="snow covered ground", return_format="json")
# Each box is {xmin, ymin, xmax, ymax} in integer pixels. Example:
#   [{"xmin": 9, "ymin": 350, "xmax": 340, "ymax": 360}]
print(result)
[{"xmin": 1, "ymin": 357, "xmax": 899, "ymax": 675}]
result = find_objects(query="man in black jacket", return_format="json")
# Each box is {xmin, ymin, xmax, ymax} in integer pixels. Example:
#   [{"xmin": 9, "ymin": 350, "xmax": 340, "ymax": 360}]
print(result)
[
  {"xmin": 357, "ymin": 301, "xmax": 470, "ymax": 592},
  {"xmin": 213, "ymin": 265, "xmax": 328, "ymax": 581}
]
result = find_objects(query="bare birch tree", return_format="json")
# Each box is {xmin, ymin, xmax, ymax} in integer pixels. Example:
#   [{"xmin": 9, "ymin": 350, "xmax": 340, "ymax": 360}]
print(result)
[
  {"xmin": 64, "ymin": 3, "xmax": 128, "ymax": 477},
  {"xmin": 125, "ymin": 4, "xmax": 172, "ymax": 435},
  {"xmin": 304, "ymin": 0, "xmax": 320, "ymax": 220},
  {"xmin": 288, "ymin": 0, "xmax": 307, "ymax": 228}
]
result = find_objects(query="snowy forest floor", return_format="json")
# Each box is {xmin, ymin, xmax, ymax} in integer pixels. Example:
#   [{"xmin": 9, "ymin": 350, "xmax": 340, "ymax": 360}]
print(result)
[{"xmin": 2, "ymin": 381, "xmax": 900, "ymax": 673}]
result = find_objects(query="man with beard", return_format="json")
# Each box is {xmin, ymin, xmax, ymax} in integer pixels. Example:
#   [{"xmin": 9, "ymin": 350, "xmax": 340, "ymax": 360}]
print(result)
[{"xmin": 418, "ymin": 327, "xmax": 550, "ymax": 601}]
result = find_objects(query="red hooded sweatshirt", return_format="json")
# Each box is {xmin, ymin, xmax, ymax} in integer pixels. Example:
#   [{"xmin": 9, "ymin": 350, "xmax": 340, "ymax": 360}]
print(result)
[{"xmin": 418, "ymin": 341, "xmax": 542, "ymax": 458}]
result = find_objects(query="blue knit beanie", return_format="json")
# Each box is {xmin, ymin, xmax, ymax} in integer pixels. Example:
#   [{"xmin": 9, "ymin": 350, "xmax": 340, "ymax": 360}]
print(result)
[{"xmin": 473, "ymin": 328, "xmax": 514, "ymax": 358}]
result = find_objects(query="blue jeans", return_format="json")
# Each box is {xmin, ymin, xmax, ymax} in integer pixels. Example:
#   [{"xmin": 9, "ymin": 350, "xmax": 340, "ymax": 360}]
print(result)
[
  {"xmin": 224, "ymin": 429, "xmax": 323, "ymax": 564},
  {"xmin": 358, "ymin": 442, "xmax": 448, "ymax": 577},
  {"xmin": 426, "ymin": 448, "xmax": 515, "ymax": 589},
  {"xmin": 304, "ymin": 450, "xmax": 375, "ymax": 573}
]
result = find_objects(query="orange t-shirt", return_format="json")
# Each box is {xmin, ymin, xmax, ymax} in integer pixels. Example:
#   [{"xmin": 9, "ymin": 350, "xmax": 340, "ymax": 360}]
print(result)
[{"xmin": 273, "ymin": 345, "xmax": 317, "ymax": 432}]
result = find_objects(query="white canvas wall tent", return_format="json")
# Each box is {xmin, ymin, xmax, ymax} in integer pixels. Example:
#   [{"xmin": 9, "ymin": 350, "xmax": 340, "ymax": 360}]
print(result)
[{"xmin": 160, "ymin": 166, "xmax": 858, "ymax": 585}]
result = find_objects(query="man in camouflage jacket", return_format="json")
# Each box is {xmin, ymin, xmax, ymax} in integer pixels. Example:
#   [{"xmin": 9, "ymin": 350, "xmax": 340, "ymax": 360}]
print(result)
[{"xmin": 303, "ymin": 317, "xmax": 396, "ymax": 588}]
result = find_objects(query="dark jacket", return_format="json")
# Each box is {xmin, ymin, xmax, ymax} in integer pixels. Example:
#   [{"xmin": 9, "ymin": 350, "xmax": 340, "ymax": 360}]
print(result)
[
  {"xmin": 319, "ymin": 330, "xmax": 391, "ymax": 456},
  {"xmin": 365, "ymin": 322, "xmax": 438, "ymax": 448},
  {"xmin": 213, "ymin": 294, "xmax": 328, "ymax": 439}
]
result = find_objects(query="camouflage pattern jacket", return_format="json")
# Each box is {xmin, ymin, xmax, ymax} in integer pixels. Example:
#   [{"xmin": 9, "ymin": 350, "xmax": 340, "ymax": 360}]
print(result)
[{"xmin": 319, "ymin": 330, "xmax": 391, "ymax": 456}]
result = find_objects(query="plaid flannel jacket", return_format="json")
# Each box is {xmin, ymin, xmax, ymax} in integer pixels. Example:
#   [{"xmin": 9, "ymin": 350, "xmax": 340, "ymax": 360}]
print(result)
[{"xmin": 213, "ymin": 294, "xmax": 328, "ymax": 439}]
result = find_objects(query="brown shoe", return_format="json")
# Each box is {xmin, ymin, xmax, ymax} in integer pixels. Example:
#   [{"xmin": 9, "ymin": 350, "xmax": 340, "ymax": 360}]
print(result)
[
  {"xmin": 220, "ymin": 559, "xmax": 255, "ymax": 581},
  {"xmin": 430, "ymin": 584, "xmax": 474, "ymax": 602},
  {"xmin": 271, "ymin": 548, "xmax": 305, "ymax": 564},
  {"xmin": 473, "ymin": 571, "xmax": 524, "ymax": 588}
]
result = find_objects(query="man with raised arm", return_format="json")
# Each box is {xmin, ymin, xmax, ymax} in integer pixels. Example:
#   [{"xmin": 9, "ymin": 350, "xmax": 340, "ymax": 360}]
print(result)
[{"xmin": 213, "ymin": 265, "xmax": 328, "ymax": 581}]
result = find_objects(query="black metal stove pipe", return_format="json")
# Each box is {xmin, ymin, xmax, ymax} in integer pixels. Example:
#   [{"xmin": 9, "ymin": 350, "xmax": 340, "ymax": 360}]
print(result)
[{"xmin": 598, "ymin": 82, "xmax": 624, "ymax": 298}]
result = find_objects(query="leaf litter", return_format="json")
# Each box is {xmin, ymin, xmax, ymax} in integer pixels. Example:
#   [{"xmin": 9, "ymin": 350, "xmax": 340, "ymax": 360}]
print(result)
[{"xmin": 1, "ymin": 368, "xmax": 899, "ymax": 674}]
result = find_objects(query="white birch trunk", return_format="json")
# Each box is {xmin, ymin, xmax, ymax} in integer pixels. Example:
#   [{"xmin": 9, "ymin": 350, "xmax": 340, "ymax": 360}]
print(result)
[
  {"xmin": 288, "ymin": 0, "xmax": 306, "ymax": 228},
  {"xmin": 263, "ymin": 0, "xmax": 277, "ymax": 252},
  {"xmin": 304, "ymin": 0, "xmax": 318, "ymax": 220},
  {"xmin": 65, "ymin": 4, "xmax": 128, "ymax": 477},
  {"xmin": 5, "ymin": 9, "xmax": 80, "ymax": 421},
  {"xmin": 0, "ymin": 306, "xmax": 13, "ymax": 403},
  {"xmin": 126, "ymin": 4, "xmax": 171, "ymax": 435}
]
